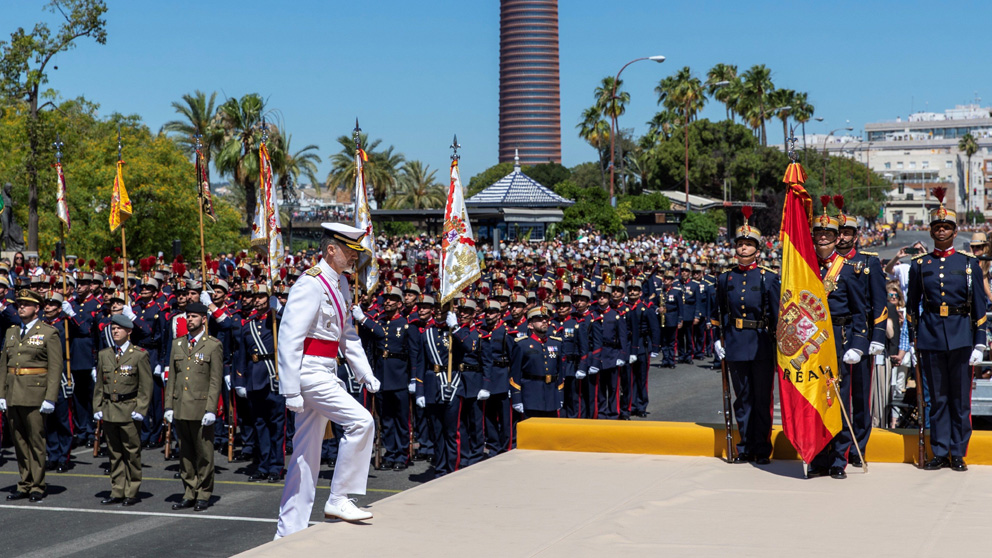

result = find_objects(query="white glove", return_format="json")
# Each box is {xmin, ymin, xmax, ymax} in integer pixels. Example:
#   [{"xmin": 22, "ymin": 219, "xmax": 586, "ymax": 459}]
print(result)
[
  {"xmin": 93, "ymin": 411, "xmax": 103, "ymax": 421},
  {"xmin": 869, "ymin": 341, "xmax": 885, "ymax": 356},
  {"xmin": 616, "ymin": 359, "xmax": 625, "ymax": 367},
  {"xmin": 122, "ymin": 305, "xmax": 137, "ymax": 320},
  {"xmin": 650, "ymin": 352, "xmax": 659, "ymax": 359},
  {"xmin": 224, "ymin": 375, "xmax": 231, "ymax": 390},
  {"xmin": 842, "ymin": 349, "xmax": 863, "ymax": 365},
  {"xmin": 714, "ymin": 340, "xmax": 726, "ymax": 360},
  {"xmin": 415, "ymin": 396, "xmax": 426, "ymax": 408},
  {"xmin": 364, "ymin": 375, "xmax": 381, "ymax": 394},
  {"xmin": 478, "ymin": 389, "xmax": 491, "ymax": 401},
  {"xmin": 164, "ymin": 409, "xmax": 174, "ymax": 423},
  {"xmin": 154, "ymin": 365, "xmax": 162, "ymax": 377},
  {"xmin": 352, "ymin": 305, "xmax": 365, "ymax": 323},
  {"xmin": 40, "ymin": 400, "xmax": 55, "ymax": 414},
  {"xmin": 91, "ymin": 367, "xmax": 97, "ymax": 382},
  {"xmin": 512, "ymin": 403, "xmax": 524, "ymax": 413},
  {"xmin": 235, "ymin": 386, "xmax": 247, "ymax": 398},
  {"xmin": 200, "ymin": 291, "xmax": 213, "ymax": 307},
  {"xmin": 589, "ymin": 366, "xmax": 600, "ymax": 375},
  {"xmin": 446, "ymin": 311, "xmax": 458, "ymax": 329},
  {"xmin": 0, "ymin": 398, "xmax": 5, "ymax": 412},
  {"xmin": 131, "ymin": 411, "xmax": 143, "ymax": 421},
  {"xmin": 575, "ymin": 370, "xmax": 587, "ymax": 380},
  {"xmin": 201, "ymin": 412, "xmax": 216, "ymax": 426},
  {"xmin": 969, "ymin": 346, "xmax": 986, "ymax": 366},
  {"xmin": 285, "ymin": 395, "xmax": 304, "ymax": 413},
  {"xmin": 629, "ymin": 355, "xmax": 638, "ymax": 364},
  {"xmin": 61, "ymin": 300, "xmax": 76, "ymax": 317},
  {"xmin": 408, "ymin": 381, "xmax": 416, "ymax": 394}
]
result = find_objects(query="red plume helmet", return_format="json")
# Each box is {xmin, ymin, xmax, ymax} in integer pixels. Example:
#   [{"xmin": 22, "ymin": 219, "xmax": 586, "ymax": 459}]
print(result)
[
  {"xmin": 554, "ymin": 279, "xmax": 564, "ymax": 291},
  {"xmin": 555, "ymin": 267, "xmax": 565, "ymax": 278},
  {"xmin": 414, "ymin": 263, "xmax": 422, "ymax": 274},
  {"xmin": 114, "ymin": 263, "xmax": 123, "ymax": 272},
  {"xmin": 933, "ymin": 186, "xmax": 946, "ymax": 203},
  {"xmin": 417, "ymin": 275, "xmax": 426, "ymax": 289},
  {"xmin": 537, "ymin": 287, "xmax": 549, "ymax": 301},
  {"xmin": 114, "ymin": 247, "xmax": 121, "ymax": 255},
  {"xmin": 506, "ymin": 276, "xmax": 515, "ymax": 290},
  {"xmin": 280, "ymin": 267, "xmax": 288, "ymax": 280},
  {"xmin": 103, "ymin": 256, "xmax": 113, "ymax": 266},
  {"xmin": 432, "ymin": 277, "xmax": 441, "ymax": 291},
  {"xmin": 742, "ymin": 205, "xmax": 753, "ymax": 221},
  {"xmin": 88, "ymin": 259, "xmax": 97, "ymax": 271},
  {"xmin": 480, "ymin": 285, "xmax": 490, "ymax": 296},
  {"xmin": 52, "ymin": 261, "xmax": 62, "ymax": 272},
  {"xmin": 819, "ymin": 195, "xmax": 831, "ymax": 211},
  {"xmin": 176, "ymin": 254, "xmax": 184, "ymax": 264},
  {"xmin": 833, "ymin": 195, "xmax": 845, "ymax": 212},
  {"xmin": 139, "ymin": 258, "xmax": 151, "ymax": 273}
]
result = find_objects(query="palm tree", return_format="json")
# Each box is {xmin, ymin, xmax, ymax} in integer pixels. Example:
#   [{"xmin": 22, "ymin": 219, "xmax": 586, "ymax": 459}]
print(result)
[
  {"xmin": 656, "ymin": 66, "xmax": 706, "ymax": 199},
  {"xmin": 386, "ymin": 161, "xmax": 445, "ymax": 209},
  {"xmin": 276, "ymin": 134, "xmax": 322, "ymax": 197},
  {"xmin": 577, "ymin": 106, "xmax": 611, "ymax": 189},
  {"xmin": 739, "ymin": 64, "xmax": 775, "ymax": 146},
  {"xmin": 791, "ymin": 92, "xmax": 816, "ymax": 155},
  {"xmin": 706, "ymin": 63, "xmax": 738, "ymax": 121},
  {"xmin": 769, "ymin": 88, "xmax": 796, "ymax": 148},
  {"xmin": 959, "ymin": 132, "xmax": 979, "ymax": 221},
  {"xmin": 594, "ymin": 76, "xmax": 631, "ymax": 192},
  {"xmin": 214, "ymin": 93, "xmax": 275, "ymax": 227},
  {"xmin": 644, "ymin": 108, "xmax": 680, "ymax": 143},
  {"xmin": 326, "ymin": 133, "xmax": 405, "ymax": 207},
  {"xmin": 161, "ymin": 90, "xmax": 223, "ymax": 183}
]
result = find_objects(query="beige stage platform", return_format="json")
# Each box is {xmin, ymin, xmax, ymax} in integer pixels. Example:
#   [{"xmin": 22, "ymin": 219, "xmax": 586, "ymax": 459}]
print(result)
[{"xmin": 238, "ymin": 450, "xmax": 989, "ymax": 558}]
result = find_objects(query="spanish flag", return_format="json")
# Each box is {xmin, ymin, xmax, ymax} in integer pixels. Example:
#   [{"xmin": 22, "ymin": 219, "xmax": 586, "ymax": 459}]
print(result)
[
  {"xmin": 109, "ymin": 160, "xmax": 131, "ymax": 232},
  {"xmin": 776, "ymin": 162, "xmax": 843, "ymax": 463}
]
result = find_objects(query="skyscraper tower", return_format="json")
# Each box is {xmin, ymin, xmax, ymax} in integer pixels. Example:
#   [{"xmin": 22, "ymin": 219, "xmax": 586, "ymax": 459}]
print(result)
[{"xmin": 498, "ymin": 0, "xmax": 561, "ymax": 165}]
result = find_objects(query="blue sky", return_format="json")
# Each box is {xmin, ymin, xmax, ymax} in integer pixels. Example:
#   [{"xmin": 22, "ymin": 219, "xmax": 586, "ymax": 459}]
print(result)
[{"xmin": 5, "ymin": 0, "xmax": 992, "ymax": 183}]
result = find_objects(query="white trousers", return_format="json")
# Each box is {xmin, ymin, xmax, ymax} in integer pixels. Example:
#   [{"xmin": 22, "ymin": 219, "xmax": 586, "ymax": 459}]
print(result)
[{"xmin": 275, "ymin": 376, "xmax": 374, "ymax": 538}]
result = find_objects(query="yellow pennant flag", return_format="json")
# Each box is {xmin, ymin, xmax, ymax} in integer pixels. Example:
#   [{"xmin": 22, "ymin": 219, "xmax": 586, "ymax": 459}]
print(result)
[{"xmin": 109, "ymin": 160, "xmax": 132, "ymax": 232}]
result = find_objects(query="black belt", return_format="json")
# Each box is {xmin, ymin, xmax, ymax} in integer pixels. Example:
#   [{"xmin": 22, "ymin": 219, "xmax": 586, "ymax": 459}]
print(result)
[
  {"xmin": 493, "ymin": 358, "xmax": 510, "ymax": 367},
  {"xmin": 250, "ymin": 353, "xmax": 274, "ymax": 362},
  {"xmin": 733, "ymin": 318, "xmax": 766, "ymax": 330},
  {"xmin": 831, "ymin": 314, "xmax": 852, "ymax": 326},
  {"xmin": 604, "ymin": 340, "xmax": 621, "ymax": 348},
  {"xmin": 565, "ymin": 354, "xmax": 581, "ymax": 363},
  {"xmin": 382, "ymin": 351, "xmax": 408, "ymax": 360},
  {"xmin": 523, "ymin": 372, "xmax": 558, "ymax": 384},
  {"xmin": 108, "ymin": 391, "xmax": 138, "ymax": 403},
  {"xmin": 925, "ymin": 302, "xmax": 969, "ymax": 316},
  {"xmin": 458, "ymin": 363, "xmax": 480, "ymax": 372}
]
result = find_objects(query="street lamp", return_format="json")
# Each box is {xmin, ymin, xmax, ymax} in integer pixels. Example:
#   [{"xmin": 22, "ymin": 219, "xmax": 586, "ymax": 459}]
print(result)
[
  {"xmin": 609, "ymin": 55, "xmax": 665, "ymax": 207},
  {"xmin": 821, "ymin": 126, "xmax": 854, "ymax": 191}
]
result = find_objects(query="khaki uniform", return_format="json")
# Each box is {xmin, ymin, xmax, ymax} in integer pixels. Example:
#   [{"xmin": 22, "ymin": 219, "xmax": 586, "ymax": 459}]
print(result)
[
  {"xmin": 0, "ymin": 321, "xmax": 64, "ymax": 495},
  {"xmin": 165, "ymin": 334, "xmax": 223, "ymax": 501},
  {"xmin": 93, "ymin": 344, "xmax": 153, "ymax": 499}
]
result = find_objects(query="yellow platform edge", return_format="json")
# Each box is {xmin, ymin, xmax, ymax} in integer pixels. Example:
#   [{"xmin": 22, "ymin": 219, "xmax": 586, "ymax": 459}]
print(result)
[{"xmin": 516, "ymin": 419, "xmax": 992, "ymax": 465}]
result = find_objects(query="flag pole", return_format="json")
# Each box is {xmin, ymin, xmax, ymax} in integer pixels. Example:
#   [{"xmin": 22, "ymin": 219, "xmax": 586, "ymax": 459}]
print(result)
[
  {"xmin": 260, "ymin": 121, "xmax": 279, "ymax": 387},
  {"xmin": 443, "ymin": 135, "xmax": 462, "ymax": 386},
  {"xmin": 116, "ymin": 125, "xmax": 131, "ymax": 306},
  {"xmin": 194, "ymin": 135, "xmax": 208, "ymax": 284},
  {"xmin": 830, "ymin": 370, "xmax": 868, "ymax": 474},
  {"xmin": 53, "ymin": 134, "xmax": 72, "ymax": 389}
]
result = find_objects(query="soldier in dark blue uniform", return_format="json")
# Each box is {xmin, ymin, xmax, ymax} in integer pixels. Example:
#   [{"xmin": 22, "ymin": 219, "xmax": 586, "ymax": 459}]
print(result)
[
  {"xmin": 67, "ymin": 274, "xmax": 97, "ymax": 447},
  {"xmin": 571, "ymin": 288, "xmax": 596, "ymax": 418},
  {"xmin": 625, "ymin": 281, "xmax": 659, "ymax": 418},
  {"xmin": 808, "ymin": 210, "xmax": 869, "ymax": 479},
  {"xmin": 510, "ymin": 306, "xmax": 565, "ymax": 418},
  {"xmin": 711, "ymin": 213, "xmax": 780, "ymax": 464},
  {"xmin": 835, "ymin": 203, "xmax": 888, "ymax": 466},
  {"xmin": 677, "ymin": 264, "xmax": 702, "ymax": 363},
  {"xmin": 133, "ymin": 276, "xmax": 167, "ymax": 448},
  {"xmin": 658, "ymin": 270, "xmax": 683, "ymax": 369},
  {"xmin": 42, "ymin": 292, "xmax": 73, "ymax": 472},
  {"xmin": 448, "ymin": 299, "xmax": 486, "ymax": 467},
  {"xmin": 552, "ymin": 296, "xmax": 587, "ymax": 418},
  {"xmin": 692, "ymin": 265, "xmax": 712, "ymax": 360},
  {"xmin": 589, "ymin": 283, "xmax": 629, "ymax": 420},
  {"xmin": 358, "ymin": 286, "xmax": 422, "ymax": 470},
  {"xmin": 234, "ymin": 284, "xmax": 286, "ymax": 482},
  {"xmin": 479, "ymin": 299, "xmax": 512, "ymax": 454},
  {"xmin": 418, "ymin": 298, "xmax": 463, "ymax": 477},
  {"xmin": 908, "ymin": 191, "xmax": 989, "ymax": 472}
]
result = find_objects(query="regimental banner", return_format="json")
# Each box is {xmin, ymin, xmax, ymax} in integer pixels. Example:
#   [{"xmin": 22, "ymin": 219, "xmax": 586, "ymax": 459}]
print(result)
[
  {"xmin": 776, "ymin": 162, "xmax": 843, "ymax": 463},
  {"xmin": 251, "ymin": 141, "xmax": 284, "ymax": 281},
  {"xmin": 196, "ymin": 148, "xmax": 217, "ymax": 223},
  {"xmin": 109, "ymin": 160, "xmax": 132, "ymax": 232},
  {"xmin": 439, "ymin": 159, "xmax": 480, "ymax": 306},
  {"xmin": 354, "ymin": 147, "xmax": 379, "ymax": 293},
  {"xmin": 55, "ymin": 162, "xmax": 70, "ymax": 231}
]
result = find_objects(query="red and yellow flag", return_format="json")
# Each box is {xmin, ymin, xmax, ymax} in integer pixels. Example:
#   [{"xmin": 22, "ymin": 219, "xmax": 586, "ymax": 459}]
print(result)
[
  {"xmin": 109, "ymin": 160, "xmax": 131, "ymax": 232},
  {"xmin": 776, "ymin": 162, "xmax": 842, "ymax": 463}
]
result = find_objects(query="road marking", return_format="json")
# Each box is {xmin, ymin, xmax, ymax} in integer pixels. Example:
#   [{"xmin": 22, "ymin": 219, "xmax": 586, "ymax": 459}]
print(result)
[
  {"xmin": 0, "ymin": 503, "xmax": 286, "ymax": 524},
  {"xmin": 0, "ymin": 470, "xmax": 403, "ymax": 493}
]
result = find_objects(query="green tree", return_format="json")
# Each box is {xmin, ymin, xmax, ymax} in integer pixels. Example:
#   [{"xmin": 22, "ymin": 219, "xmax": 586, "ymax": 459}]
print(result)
[
  {"xmin": 706, "ymin": 63, "xmax": 739, "ymax": 121},
  {"xmin": 524, "ymin": 162, "xmax": 570, "ymax": 189},
  {"xmin": 679, "ymin": 211, "xmax": 719, "ymax": 242},
  {"xmin": 386, "ymin": 160, "xmax": 445, "ymax": 209},
  {"xmin": 959, "ymin": 132, "xmax": 979, "ymax": 220},
  {"xmin": 161, "ymin": 90, "xmax": 223, "ymax": 183},
  {"xmin": 0, "ymin": 0, "xmax": 107, "ymax": 250},
  {"xmin": 656, "ymin": 66, "xmax": 706, "ymax": 196},
  {"xmin": 466, "ymin": 162, "xmax": 513, "ymax": 197},
  {"xmin": 576, "ymin": 106, "xmax": 610, "ymax": 189},
  {"xmin": 619, "ymin": 191, "xmax": 671, "ymax": 211},
  {"xmin": 554, "ymin": 179, "xmax": 629, "ymax": 235},
  {"xmin": 214, "ymin": 93, "xmax": 276, "ymax": 228},
  {"xmin": 275, "ymin": 133, "xmax": 322, "ymax": 195},
  {"xmin": 738, "ymin": 64, "xmax": 775, "ymax": 146},
  {"xmin": 791, "ymin": 92, "xmax": 815, "ymax": 153},
  {"xmin": 769, "ymin": 88, "xmax": 796, "ymax": 147},
  {"xmin": 325, "ymin": 133, "xmax": 404, "ymax": 206}
]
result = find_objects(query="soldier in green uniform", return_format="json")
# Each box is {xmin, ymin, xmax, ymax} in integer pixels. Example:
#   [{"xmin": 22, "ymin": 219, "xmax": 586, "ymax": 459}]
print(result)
[
  {"xmin": 93, "ymin": 314, "xmax": 153, "ymax": 506},
  {"xmin": 0, "ymin": 289, "xmax": 63, "ymax": 501},
  {"xmin": 164, "ymin": 302, "xmax": 223, "ymax": 512}
]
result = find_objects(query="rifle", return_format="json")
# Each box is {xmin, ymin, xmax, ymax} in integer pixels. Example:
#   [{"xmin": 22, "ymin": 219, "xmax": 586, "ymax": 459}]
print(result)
[
  {"xmin": 228, "ymin": 391, "xmax": 237, "ymax": 462},
  {"xmin": 718, "ymin": 329, "xmax": 735, "ymax": 463},
  {"xmin": 408, "ymin": 395, "xmax": 414, "ymax": 462},
  {"xmin": 371, "ymin": 395, "xmax": 382, "ymax": 470},
  {"xmin": 913, "ymin": 352, "xmax": 927, "ymax": 468},
  {"xmin": 92, "ymin": 419, "xmax": 102, "ymax": 458},
  {"xmin": 164, "ymin": 419, "xmax": 173, "ymax": 460}
]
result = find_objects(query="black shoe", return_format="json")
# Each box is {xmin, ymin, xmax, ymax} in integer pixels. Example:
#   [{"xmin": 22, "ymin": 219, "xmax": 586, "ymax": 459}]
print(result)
[
  {"xmin": 86, "ymin": 439, "xmax": 94, "ymax": 448},
  {"xmin": 122, "ymin": 497, "xmax": 140, "ymax": 507},
  {"xmin": 248, "ymin": 471, "xmax": 268, "ymax": 482},
  {"xmin": 6, "ymin": 492, "xmax": 28, "ymax": 501},
  {"xmin": 174, "ymin": 472, "xmax": 181, "ymax": 479},
  {"xmin": 829, "ymin": 466, "xmax": 847, "ymax": 479},
  {"xmin": 754, "ymin": 456, "xmax": 771, "ymax": 465},
  {"xmin": 849, "ymin": 455, "xmax": 863, "ymax": 468},
  {"xmin": 731, "ymin": 453, "xmax": 751, "ymax": 464},
  {"xmin": 924, "ymin": 456, "xmax": 950, "ymax": 470},
  {"xmin": 46, "ymin": 462, "xmax": 57, "ymax": 471},
  {"xmin": 29, "ymin": 492, "xmax": 45, "ymax": 502},
  {"xmin": 392, "ymin": 461, "xmax": 407, "ymax": 471},
  {"xmin": 267, "ymin": 473, "xmax": 281, "ymax": 483},
  {"xmin": 950, "ymin": 456, "xmax": 968, "ymax": 472},
  {"xmin": 412, "ymin": 453, "xmax": 429, "ymax": 462},
  {"xmin": 56, "ymin": 462, "xmax": 70, "ymax": 473},
  {"xmin": 805, "ymin": 466, "xmax": 828, "ymax": 478},
  {"xmin": 619, "ymin": 414, "xmax": 631, "ymax": 421},
  {"xmin": 193, "ymin": 500, "xmax": 209, "ymax": 512},
  {"xmin": 172, "ymin": 499, "xmax": 195, "ymax": 510},
  {"xmin": 101, "ymin": 497, "xmax": 124, "ymax": 505}
]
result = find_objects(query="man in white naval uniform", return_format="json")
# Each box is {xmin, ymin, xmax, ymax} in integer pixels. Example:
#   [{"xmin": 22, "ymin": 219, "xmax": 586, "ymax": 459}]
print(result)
[{"xmin": 275, "ymin": 223, "xmax": 381, "ymax": 538}]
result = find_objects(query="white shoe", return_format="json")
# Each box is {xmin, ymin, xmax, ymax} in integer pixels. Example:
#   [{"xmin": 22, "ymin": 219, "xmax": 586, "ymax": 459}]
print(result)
[{"xmin": 323, "ymin": 498, "xmax": 373, "ymax": 522}]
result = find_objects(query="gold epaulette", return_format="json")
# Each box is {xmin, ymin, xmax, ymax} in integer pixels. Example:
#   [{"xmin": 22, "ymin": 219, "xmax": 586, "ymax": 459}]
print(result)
[
  {"xmin": 911, "ymin": 253, "xmax": 927, "ymax": 262},
  {"xmin": 961, "ymin": 251, "xmax": 976, "ymax": 258},
  {"xmin": 549, "ymin": 335, "xmax": 562, "ymax": 341},
  {"xmin": 305, "ymin": 266, "xmax": 322, "ymax": 276},
  {"xmin": 514, "ymin": 336, "xmax": 528, "ymax": 343},
  {"xmin": 723, "ymin": 266, "xmax": 735, "ymax": 274},
  {"xmin": 861, "ymin": 251, "xmax": 878, "ymax": 257},
  {"xmin": 759, "ymin": 266, "xmax": 777, "ymax": 274}
]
